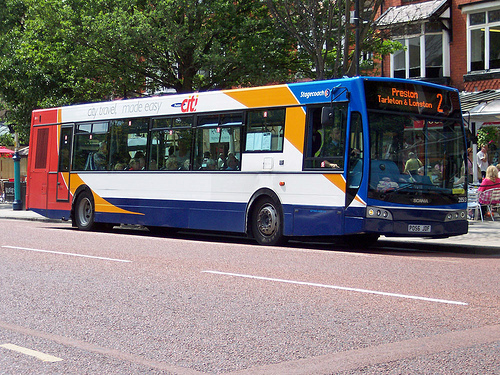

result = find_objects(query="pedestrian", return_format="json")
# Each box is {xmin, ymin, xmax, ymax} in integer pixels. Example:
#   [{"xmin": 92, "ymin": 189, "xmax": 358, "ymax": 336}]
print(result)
[
  {"xmin": 477, "ymin": 144, "xmax": 489, "ymax": 181},
  {"xmin": 404, "ymin": 152, "xmax": 423, "ymax": 175}
]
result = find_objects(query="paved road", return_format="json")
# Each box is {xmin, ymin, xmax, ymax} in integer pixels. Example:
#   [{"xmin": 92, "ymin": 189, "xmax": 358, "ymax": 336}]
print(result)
[{"xmin": 0, "ymin": 217, "xmax": 499, "ymax": 374}]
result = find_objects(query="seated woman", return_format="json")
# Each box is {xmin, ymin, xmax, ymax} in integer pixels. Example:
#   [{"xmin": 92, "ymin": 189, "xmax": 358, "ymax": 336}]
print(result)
[
  {"xmin": 478, "ymin": 165, "xmax": 499, "ymax": 194},
  {"xmin": 478, "ymin": 165, "xmax": 500, "ymax": 214}
]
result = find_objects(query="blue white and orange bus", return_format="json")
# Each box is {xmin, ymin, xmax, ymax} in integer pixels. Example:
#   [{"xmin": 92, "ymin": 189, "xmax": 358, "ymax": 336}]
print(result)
[{"xmin": 26, "ymin": 77, "xmax": 468, "ymax": 245}]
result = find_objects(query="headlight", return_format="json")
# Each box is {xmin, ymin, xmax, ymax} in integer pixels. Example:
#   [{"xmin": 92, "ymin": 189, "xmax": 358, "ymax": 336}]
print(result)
[{"xmin": 366, "ymin": 207, "xmax": 392, "ymax": 220}]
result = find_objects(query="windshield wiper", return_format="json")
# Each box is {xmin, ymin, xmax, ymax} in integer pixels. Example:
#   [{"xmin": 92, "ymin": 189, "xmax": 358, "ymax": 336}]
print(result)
[{"xmin": 380, "ymin": 181, "xmax": 437, "ymax": 197}]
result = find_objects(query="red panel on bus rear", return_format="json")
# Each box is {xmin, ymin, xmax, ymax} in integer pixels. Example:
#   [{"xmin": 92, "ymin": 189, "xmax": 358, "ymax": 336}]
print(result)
[{"xmin": 32, "ymin": 108, "xmax": 59, "ymax": 126}]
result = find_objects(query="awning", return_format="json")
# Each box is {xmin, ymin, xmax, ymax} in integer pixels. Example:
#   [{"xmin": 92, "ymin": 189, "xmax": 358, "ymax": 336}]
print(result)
[
  {"xmin": 0, "ymin": 146, "xmax": 14, "ymax": 158},
  {"xmin": 460, "ymin": 90, "xmax": 500, "ymax": 123},
  {"xmin": 466, "ymin": 100, "xmax": 500, "ymax": 123},
  {"xmin": 376, "ymin": 0, "xmax": 449, "ymax": 27}
]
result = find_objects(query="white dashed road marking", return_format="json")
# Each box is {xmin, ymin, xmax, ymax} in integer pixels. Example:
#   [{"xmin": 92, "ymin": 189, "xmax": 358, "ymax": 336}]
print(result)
[
  {"xmin": 203, "ymin": 270, "xmax": 468, "ymax": 305},
  {"xmin": 2, "ymin": 246, "xmax": 131, "ymax": 263},
  {"xmin": 0, "ymin": 343, "xmax": 63, "ymax": 362}
]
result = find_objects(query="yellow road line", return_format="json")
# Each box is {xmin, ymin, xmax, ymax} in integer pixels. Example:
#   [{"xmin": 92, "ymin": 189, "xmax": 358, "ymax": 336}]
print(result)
[{"xmin": 0, "ymin": 343, "xmax": 63, "ymax": 362}]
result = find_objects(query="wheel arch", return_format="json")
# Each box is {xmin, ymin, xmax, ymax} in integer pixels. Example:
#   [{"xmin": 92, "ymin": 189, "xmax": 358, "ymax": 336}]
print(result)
[
  {"xmin": 70, "ymin": 184, "xmax": 93, "ymax": 226},
  {"xmin": 245, "ymin": 188, "xmax": 283, "ymax": 237}
]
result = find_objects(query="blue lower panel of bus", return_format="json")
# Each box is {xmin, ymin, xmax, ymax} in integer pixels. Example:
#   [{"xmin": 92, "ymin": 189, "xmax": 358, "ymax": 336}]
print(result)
[
  {"xmin": 291, "ymin": 207, "xmax": 344, "ymax": 236},
  {"xmin": 99, "ymin": 198, "xmax": 346, "ymax": 236},
  {"xmin": 101, "ymin": 198, "xmax": 247, "ymax": 233},
  {"xmin": 31, "ymin": 208, "xmax": 71, "ymax": 221}
]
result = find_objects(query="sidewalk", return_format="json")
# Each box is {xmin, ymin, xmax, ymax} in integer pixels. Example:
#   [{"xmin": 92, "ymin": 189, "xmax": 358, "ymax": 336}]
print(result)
[
  {"xmin": 381, "ymin": 219, "xmax": 500, "ymax": 254},
  {"xmin": 0, "ymin": 202, "xmax": 63, "ymax": 223},
  {"xmin": 0, "ymin": 202, "xmax": 499, "ymax": 254}
]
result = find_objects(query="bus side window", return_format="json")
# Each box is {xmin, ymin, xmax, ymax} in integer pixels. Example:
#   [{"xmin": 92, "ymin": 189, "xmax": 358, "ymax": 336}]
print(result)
[
  {"xmin": 304, "ymin": 105, "xmax": 346, "ymax": 170},
  {"xmin": 245, "ymin": 109, "xmax": 285, "ymax": 152},
  {"xmin": 58, "ymin": 127, "xmax": 73, "ymax": 172},
  {"xmin": 195, "ymin": 113, "xmax": 242, "ymax": 171},
  {"xmin": 346, "ymin": 111, "xmax": 363, "ymax": 206},
  {"xmin": 72, "ymin": 122, "xmax": 110, "ymax": 171},
  {"xmin": 108, "ymin": 118, "xmax": 149, "ymax": 171},
  {"xmin": 150, "ymin": 116, "xmax": 193, "ymax": 171}
]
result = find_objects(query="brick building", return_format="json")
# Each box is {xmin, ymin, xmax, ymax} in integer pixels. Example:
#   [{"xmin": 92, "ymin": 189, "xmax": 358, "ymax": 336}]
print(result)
[
  {"xmin": 376, "ymin": 0, "xmax": 500, "ymax": 92},
  {"xmin": 376, "ymin": 0, "xmax": 500, "ymax": 153}
]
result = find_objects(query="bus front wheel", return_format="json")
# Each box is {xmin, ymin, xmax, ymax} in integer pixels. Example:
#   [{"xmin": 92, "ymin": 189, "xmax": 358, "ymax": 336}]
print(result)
[
  {"xmin": 251, "ymin": 196, "xmax": 284, "ymax": 246},
  {"xmin": 74, "ymin": 191, "xmax": 96, "ymax": 231}
]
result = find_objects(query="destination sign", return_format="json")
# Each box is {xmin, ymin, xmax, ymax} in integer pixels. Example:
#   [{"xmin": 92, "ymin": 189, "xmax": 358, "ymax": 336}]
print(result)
[{"xmin": 364, "ymin": 80, "xmax": 461, "ymax": 117}]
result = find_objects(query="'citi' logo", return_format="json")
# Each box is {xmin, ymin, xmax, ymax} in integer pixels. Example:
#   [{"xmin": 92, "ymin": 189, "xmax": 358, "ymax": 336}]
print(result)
[{"xmin": 180, "ymin": 95, "xmax": 198, "ymax": 113}]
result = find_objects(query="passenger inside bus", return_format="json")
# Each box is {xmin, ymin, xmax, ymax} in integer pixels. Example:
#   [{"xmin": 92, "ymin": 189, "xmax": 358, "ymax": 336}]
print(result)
[
  {"xmin": 176, "ymin": 142, "xmax": 191, "ymax": 170},
  {"xmin": 413, "ymin": 166, "xmax": 433, "ymax": 186},
  {"xmin": 317, "ymin": 126, "xmax": 343, "ymax": 168},
  {"xmin": 200, "ymin": 151, "xmax": 216, "ymax": 170},
  {"xmin": 85, "ymin": 141, "xmax": 109, "ymax": 170},
  {"xmin": 226, "ymin": 152, "xmax": 239, "ymax": 170},
  {"xmin": 164, "ymin": 146, "xmax": 178, "ymax": 170},
  {"xmin": 134, "ymin": 151, "xmax": 146, "ymax": 170},
  {"xmin": 128, "ymin": 159, "xmax": 141, "ymax": 171}
]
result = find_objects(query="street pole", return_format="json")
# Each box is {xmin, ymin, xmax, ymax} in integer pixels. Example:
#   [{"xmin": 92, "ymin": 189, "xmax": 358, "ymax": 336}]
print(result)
[
  {"xmin": 12, "ymin": 132, "xmax": 22, "ymax": 210},
  {"xmin": 354, "ymin": 0, "xmax": 360, "ymax": 76}
]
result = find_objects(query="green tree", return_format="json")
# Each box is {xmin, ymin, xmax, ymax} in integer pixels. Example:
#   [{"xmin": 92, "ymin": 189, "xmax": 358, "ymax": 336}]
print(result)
[
  {"xmin": 0, "ymin": 0, "xmax": 299, "ymax": 140},
  {"xmin": 478, "ymin": 126, "xmax": 499, "ymax": 148},
  {"xmin": 266, "ymin": 0, "xmax": 401, "ymax": 79},
  {"xmin": 0, "ymin": 133, "xmax": 15, "ymax": 147}
]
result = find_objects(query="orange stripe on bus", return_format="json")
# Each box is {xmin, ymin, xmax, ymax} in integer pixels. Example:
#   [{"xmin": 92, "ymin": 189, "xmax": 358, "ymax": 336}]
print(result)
[
  {"xmin": 224, "ymin": 86, "xmax": 304, "ymax": 153},
  {"xmin": 323, "ymin": 173, "xmax": 346, "ymax": 192},
  {"xmin": 68, "ymin": 174, "xmax": 144, "ymax": 215},
  {"xmin": 284, "ymin": 107, "xmax": 305, "ymax": 154},
  {"xmin": 223, "ymin": 85, "xmax": 297, "ymax": 108},
  {"xmin": 323, "ymin": 174, "xmax": 366, "ymax": 206}
]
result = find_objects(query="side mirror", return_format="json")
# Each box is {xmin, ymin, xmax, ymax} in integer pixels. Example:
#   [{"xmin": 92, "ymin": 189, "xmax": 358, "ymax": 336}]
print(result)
[{"xmin": 321, "ymin": 107, "xmax": 333, "ymax": 126}]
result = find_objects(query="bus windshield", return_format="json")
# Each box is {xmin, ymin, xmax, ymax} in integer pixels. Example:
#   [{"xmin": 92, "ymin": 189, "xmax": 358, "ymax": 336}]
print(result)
[{"xmin": 368, "ymin": 112, "xmax": 466, "ymax": 205}]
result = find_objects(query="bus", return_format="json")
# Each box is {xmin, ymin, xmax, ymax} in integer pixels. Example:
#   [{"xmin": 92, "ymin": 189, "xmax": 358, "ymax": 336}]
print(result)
[{"xmin": 26, "ymin": 76, "xmax": 468, "ymax": 246}]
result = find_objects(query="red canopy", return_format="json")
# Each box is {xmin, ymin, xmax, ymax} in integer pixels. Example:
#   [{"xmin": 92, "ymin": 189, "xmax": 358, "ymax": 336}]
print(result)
[{"xmin": 0, "ymin": 146, "xmax": 14, "ymax": 158}]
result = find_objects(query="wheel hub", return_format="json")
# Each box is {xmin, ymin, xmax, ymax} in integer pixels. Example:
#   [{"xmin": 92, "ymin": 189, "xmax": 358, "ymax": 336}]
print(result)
[{"xmin": 258, "ymin": 205, "xmax": 278, "ymax": 236}]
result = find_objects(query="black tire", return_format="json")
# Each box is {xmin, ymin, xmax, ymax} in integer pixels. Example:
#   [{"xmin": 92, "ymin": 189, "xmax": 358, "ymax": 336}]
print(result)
[
  {"xmin": 251, "ymin": 196, "xmax": 284, "ymax": 246},
  {"xmin": 74, "ymin": 191, "xmax": 96, "ymax": 231}
]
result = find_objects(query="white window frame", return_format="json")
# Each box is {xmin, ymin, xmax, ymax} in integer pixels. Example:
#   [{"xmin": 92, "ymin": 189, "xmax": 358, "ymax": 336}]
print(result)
[
  {"xmin": 390, "ymin": 22, "xmax": 450, "ymax": 79},
  {"xmin": 463, "ymin": 2, "xmax": 500, "ymax": 72}
]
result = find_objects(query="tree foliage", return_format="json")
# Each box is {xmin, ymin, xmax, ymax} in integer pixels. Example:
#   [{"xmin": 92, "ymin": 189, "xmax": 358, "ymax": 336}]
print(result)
[
  {"xmin": 0, "ymin": 0, "xmax": 299, "ymax": 141},
  {"xmin": 0, "ymin": 0, "xmax": 399, "ymax": 143},
  {"xmin": 267, "ymin": 0, "xmax": 401, "ymax": 79}
]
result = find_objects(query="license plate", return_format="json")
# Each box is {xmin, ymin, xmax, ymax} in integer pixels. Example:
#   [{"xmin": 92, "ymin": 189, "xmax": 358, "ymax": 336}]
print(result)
[{"xmin": 408, "ymin": 224, "xmax": 431, "ymax": 233}]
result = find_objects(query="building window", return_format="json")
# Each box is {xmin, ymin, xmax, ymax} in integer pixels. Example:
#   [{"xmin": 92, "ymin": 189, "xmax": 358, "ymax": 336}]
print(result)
[
  {"xmin": 467, "ymin": 9, "xmax": 500, "ymax": 72},
  {"xmin": 390, "ymin": 22, "xmax": 446, "ymax": 79}
]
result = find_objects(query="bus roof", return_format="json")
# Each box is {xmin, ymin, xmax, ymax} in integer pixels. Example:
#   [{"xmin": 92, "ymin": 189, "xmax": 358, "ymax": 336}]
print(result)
[{"xmin": 32, "ymin": 77, "xmax": 458, "ymax": 126}]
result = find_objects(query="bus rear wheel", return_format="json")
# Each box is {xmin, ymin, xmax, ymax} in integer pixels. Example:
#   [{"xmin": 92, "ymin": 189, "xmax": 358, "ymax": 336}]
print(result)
[
  {"xmin": 75, "ymin": 191, "xmax": 96, "ymax": 231},
  {"xmin": 251, "ymin": 196, "xmax": 284, "ymax": 246}
]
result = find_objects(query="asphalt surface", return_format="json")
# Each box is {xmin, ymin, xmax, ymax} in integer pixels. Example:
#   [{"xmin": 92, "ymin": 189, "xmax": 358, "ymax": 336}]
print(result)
[
  {"xmin": 1, "ymin": 201, "xmax": 499, "ymax": 254},
  {"xmin": 1, "ymin": 203, "xmax": 499, "ymax": 373}
]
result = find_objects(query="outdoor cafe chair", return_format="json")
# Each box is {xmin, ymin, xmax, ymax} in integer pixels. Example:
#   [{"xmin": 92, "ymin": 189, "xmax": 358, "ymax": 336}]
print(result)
[
  {"xmin": 468, "ymin": 188, "xmax": 483, "ymax": 221},
  {"xmin": 489, "ymin": 188, "xmax": 500, "ymax": 221},
  {"xmin": 478, "ymin": 188, "xmax": 500, "ymax": 221}
]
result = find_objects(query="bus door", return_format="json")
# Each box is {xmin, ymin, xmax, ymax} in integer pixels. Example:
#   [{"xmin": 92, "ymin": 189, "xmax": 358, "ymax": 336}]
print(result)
[
  {"xmin": 57, "ymin": 126, "xmax": 73, "ymax": 201},
  {"xmin": 344, "ymin": 111, "xmax": 365, "ymax": 233},
  {"xmin": 47, "ymin": 125, "xmax": 73, "ymax": 207},
  {"xmin": 27, "ymin": 126, "xmax": 51, "ymax": 211}
]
